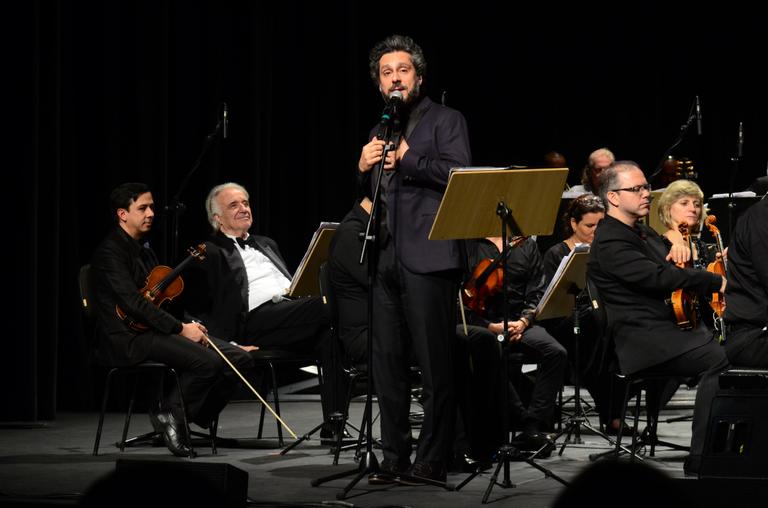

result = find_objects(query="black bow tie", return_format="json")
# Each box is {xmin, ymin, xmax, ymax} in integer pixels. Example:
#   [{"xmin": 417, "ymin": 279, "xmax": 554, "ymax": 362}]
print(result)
[{"xmin": 236, "ymin": 236, "xmax": 257, "ymax": 249}]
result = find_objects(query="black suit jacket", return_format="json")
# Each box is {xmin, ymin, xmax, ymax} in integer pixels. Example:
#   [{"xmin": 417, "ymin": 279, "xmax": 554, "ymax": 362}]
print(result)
[
  {"xmin": 185, "ymin": 231, "xmax": 292, "ymax": 342},
  {"xmin": 588, "ymin": 215, "xmax": 722, "ymax": 374},
  {"xmin": 89, "ymin": 227, "xmax": 183, "ymax": 366},
  {"xmin": 360, "ymin": 96, "xmax": 471, "ymax": 274}
]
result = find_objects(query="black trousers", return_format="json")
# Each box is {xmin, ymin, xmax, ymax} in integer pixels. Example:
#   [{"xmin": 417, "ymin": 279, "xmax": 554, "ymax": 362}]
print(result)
[
  {"xmin": 146, "ymin": 334, "xmax": 254, "ymax": 425},
  {"xmin": 372, "ymin": 242, "xmax": 458, "ymax": 466},
  {"xmin": 723, "ymin": 324, "xmax": 768, "ymax": 367},
  {"xmin": 244, "ymin": 297, "xmax": 345, "ymax": 424},
  {"xmin": 543, "ymin": 314, "xmax": 627, "ymax": 425},
  {"xmin": 636, "ymin": 337, "xmax": 729, "ymax": 461},
  {"xmin": 461, "ymin": 324, "xmax": 567, "ymax": 430}
]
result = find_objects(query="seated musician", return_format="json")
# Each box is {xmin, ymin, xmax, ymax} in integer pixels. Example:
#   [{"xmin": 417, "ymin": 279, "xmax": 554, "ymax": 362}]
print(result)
[
  {"xmin": 184, "ymin": 182, "xmax": 345, "ymax": 440},
  {"xmin": 722, "ymin": 198, "xmax": 768, "ymax": 368},
  {"xmin": 89, "ymin": 182, "xmax": 254, "ymax": 457},
  {"xmin": 327, "ymin": 197, "xmax": 372, "ymax": 365},
  {"xmin": 566, "ymin": 147, "xmax": 615, "ymax": 196},
  {"xmin": 657, "ymin": 179, "xmax": 712, "ymax": 267},
  {"xmin": 587, "ymin": 162, "xmax": 729, "ymax": 475},
  {"xmin": 541, "ymin": 194, "xmax": 630, "ymax": 434},
  {"xmin": 457, "ymin": 236, "xmax": 567, "ymax": 457}
]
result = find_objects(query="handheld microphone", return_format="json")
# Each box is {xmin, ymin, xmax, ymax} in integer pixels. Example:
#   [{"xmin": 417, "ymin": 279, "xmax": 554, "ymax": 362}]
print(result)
[
  {"xmin": 738, "ymin": 121, "xmax": 744, "ymax": 158},
  {"xmin": 222, "ymin": 102, "xmax": 228, "ymax": 139},
  {"xmin": 695, "ymin": 95, "xmax": 702, "ymax": 136}
]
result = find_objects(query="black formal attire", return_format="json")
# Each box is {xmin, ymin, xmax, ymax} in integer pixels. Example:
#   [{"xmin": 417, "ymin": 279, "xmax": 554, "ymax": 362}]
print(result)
[
  {"xmin": 89, "ymin": 227, "xmax": 253, "ymax": 426},
  {"xmin": 723, "ymin": 199, "xmax": 768, "ymax": 367},
  {"xmin": 328, "ymin": 202, "xmax": 369, "ymax": 364},
  {"xmin": 185, "ymin": 230, "xmax": 342, "ymax": 424},
  {"xmin": 588, "ymin": 214, "xmax": 729, "ymax": 471},
  {"xmin": 461, "ymin": 239, "xmax": 566, "ymax": 437},
  {"xmin": 541, "ymin": 241, "xmax": 624, "ymax": 428},
  {"xmin": 359, "ymin": 95, "xmax": 470, "ymax": 470}
]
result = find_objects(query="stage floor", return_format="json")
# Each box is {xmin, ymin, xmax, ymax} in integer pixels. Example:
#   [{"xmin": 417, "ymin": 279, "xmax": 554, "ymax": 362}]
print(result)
[{"xmin": 0, "ymin": 387, "xmax": 740, "ymax": 507}]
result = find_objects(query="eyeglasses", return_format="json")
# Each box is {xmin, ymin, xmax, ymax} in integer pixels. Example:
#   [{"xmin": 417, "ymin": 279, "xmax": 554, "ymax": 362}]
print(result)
[{"xmin": 610, "ymin": 183, "xmax": 652, "ymax": 194}]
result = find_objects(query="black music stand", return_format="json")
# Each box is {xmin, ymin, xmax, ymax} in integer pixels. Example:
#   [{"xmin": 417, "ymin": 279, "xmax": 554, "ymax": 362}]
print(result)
[
  {"xmin": 535, "ymin": 248, "xmax": 617, "ymax": 453},
  {"xmin": 430, "ymin": 167, "xmax": 570, "ymax": 503}
]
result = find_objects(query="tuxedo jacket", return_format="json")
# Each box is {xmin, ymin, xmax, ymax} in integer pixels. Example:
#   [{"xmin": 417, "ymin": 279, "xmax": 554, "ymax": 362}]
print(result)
[
  {"xmin": 588, "ymin": 215, "xmax": 722, "ymax": 374},
  {"xmin": 185, "ymin": 231, "xmax": 292, "ymax": 342},
  {"xmin": 360, "ymin": 96, "xmax": 471, "ymax": 274},
  {"xmin": 89, "ymin": 227, "xmax": 183, "ymax": 366}
]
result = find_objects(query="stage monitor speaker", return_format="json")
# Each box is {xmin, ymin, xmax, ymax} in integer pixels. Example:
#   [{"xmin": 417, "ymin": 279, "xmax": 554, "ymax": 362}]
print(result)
[
  {"xmin": 674, "ymin": 477, "xmax": 768, "ymax": 508},
  {"xmin": 701, "ymin": 387, "xmax": 768, "ymax": 479},
  {"xmin": 112, "ymin": 458, "xmax": 248, "ymax": 508}
]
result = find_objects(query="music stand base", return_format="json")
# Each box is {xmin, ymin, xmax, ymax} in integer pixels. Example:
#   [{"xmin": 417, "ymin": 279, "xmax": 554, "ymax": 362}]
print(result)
[{"xmin": 455, "ymin": 444, "xmax": 568, "ymax": 504}]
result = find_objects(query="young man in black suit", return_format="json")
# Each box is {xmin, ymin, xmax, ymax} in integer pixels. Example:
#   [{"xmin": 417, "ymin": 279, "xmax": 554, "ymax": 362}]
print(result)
[
  {"xmin": 587, "ymin": 162, "xmax": 729, "ymax": 475},
  {"xmin": 357, "ymin": 34, "xmax": 471, "ymax": 483},
  {"xmin": 89, "ymin": 182, "xmax": 253, "ymax": 457}
]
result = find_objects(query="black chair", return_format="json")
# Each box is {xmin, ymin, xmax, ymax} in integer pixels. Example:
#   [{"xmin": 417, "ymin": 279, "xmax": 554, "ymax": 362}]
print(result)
[
  {"xmin": 585, "ymin": 278, "xmax": 689, "ymax": 462},
  {"xmin": 79, "ymin": 265, "xmax": 215, "ymax": 457},
  {"xmin": 249, "ymin": 348, "xmax": 323, "ymax": 448}
]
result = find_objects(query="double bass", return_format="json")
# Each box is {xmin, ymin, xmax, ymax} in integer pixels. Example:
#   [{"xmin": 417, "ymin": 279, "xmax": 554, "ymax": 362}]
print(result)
[{"xmin": 670, "ymin": 223, "xmax": 699, "ymax": 330}]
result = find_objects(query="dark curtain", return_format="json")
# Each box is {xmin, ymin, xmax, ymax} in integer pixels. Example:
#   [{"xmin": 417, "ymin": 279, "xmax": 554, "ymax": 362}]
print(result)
[{"xmin": 6, "ymin": 0, "xmax": 764, "ymax": 420}]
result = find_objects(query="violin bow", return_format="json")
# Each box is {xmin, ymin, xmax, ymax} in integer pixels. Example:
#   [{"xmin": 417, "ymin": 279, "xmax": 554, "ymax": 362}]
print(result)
[{"xmin": 205, "ymin": 337, "xmax": 298, "ymax": 439}]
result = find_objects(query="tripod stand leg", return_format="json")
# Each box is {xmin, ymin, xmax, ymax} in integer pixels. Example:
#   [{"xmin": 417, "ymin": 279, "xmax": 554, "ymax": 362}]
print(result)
[
  {"xmin": 482, "ymin": 458, "xmax": 507, "ymax": 504},
  {"xmin": 311, "ymin": 450, "xmax": 380, "ymax": 500},
  {"xmin": 523, "ymin": 458, "xmax": 569, "ymax": 486}
]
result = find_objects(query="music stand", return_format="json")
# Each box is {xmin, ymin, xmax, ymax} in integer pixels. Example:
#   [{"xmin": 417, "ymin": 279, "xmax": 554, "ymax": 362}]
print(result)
[
  {"xmin": 535, "ymin": 248, "xmax": 618, "ymax": 454},
  {"xmin": 431, "ymin": 168, "xmax": 570, "ymax": 503},
  {"xmin": 278, "ymin": 222, "xmax": 343, "ymax": 455},
  {"xmin": 287, "ymin": 222, "xmax": 339, "ymax": 298}
]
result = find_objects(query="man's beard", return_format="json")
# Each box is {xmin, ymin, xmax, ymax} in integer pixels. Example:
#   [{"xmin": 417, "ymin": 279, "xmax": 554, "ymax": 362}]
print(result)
[{"xmin": 382, "ymin": 80, "xmax": 421, "ymax": 106}]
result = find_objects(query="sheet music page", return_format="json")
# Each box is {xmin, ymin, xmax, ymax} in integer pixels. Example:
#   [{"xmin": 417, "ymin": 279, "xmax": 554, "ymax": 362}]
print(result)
[
  {"xmin": 535, "ymin": 243, "xmax": 589, "ymax": 316},
  {"xmin": 288, "ymin": 222, "xmax": 339, "ymax": 296}
]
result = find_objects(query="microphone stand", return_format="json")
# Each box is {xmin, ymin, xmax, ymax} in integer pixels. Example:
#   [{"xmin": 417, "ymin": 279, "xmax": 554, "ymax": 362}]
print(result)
[
  {"xmin": 727, "ymin": 122, "xmax": 744, "ymax": 242},
  {"xmin": 648, "ymin": 98, "xmax": 698, "ymax": 185},
  {"xmin": 166, "ymin": 107, "xmax": 224, "ymax": 263},
  {"xmin": 311, "ymin": 107, "xmax": 396, "ymax": 499}
]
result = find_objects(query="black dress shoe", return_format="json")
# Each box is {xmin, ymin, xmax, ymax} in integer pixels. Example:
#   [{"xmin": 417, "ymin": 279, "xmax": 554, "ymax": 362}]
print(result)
[
  {"xmin": 148, "ymin": 409, "xmax": 164, "ymax": 434},
  {"xmin": 398, "ymin": 460, "xmax": 447, "ymax": 486},
  {"xmin": 511, "ymin": 431, "xmax": 554, "ymax": 457},
  {"xmin": 156, "ymin": 411, "xmax": 194, "ymax": 457},
  {"xmin": 368, "ymin": 458, "xmax": 410, "ymax": 485}
]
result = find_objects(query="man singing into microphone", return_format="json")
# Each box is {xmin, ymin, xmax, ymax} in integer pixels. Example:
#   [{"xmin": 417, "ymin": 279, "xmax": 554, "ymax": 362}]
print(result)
[{"xmin": 358, "ymin": 35, "xmax": 471, "ymax": 484}]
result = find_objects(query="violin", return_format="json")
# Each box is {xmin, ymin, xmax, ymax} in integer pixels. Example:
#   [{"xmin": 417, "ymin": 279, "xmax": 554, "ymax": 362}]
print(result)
[
  {"xmin": 670, "ymin": 223, "xmax": 699, "ymax": 330},
  {"xmin": 704, "ymin": 215, "xmax": 727, "ymax": 318},
  {"xmin": 462, "ymin": 236, "xmax": 527, "ymax": 315},
  {"xmin": 116, "ymin": 244, "xmax": 207, "ymax": 332}
]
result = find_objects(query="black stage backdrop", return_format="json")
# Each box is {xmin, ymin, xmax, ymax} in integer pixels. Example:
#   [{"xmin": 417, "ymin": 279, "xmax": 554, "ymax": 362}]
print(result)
[{"xmin": 5, "ymin": 0, "xmax": 764, "ymax": 421}]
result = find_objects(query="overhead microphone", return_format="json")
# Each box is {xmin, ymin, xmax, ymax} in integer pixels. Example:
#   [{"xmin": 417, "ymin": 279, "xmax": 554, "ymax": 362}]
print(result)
[
  {"xmin": 695, "ymin": 95, "xmax": 703, "ymax": 136},
  {"xmin": 738, "ymin": 121, "xmax": 744, "ymax": 158},
  {"xmin": 222, "ymin": 102, "xmax": 228, "ymax": 139}
]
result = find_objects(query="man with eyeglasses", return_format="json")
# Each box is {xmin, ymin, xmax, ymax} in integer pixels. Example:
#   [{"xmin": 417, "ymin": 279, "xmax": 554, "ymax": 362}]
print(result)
[{"xmin": 587, "ymin": 161, "xmax": 729, "ymax": 476}]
